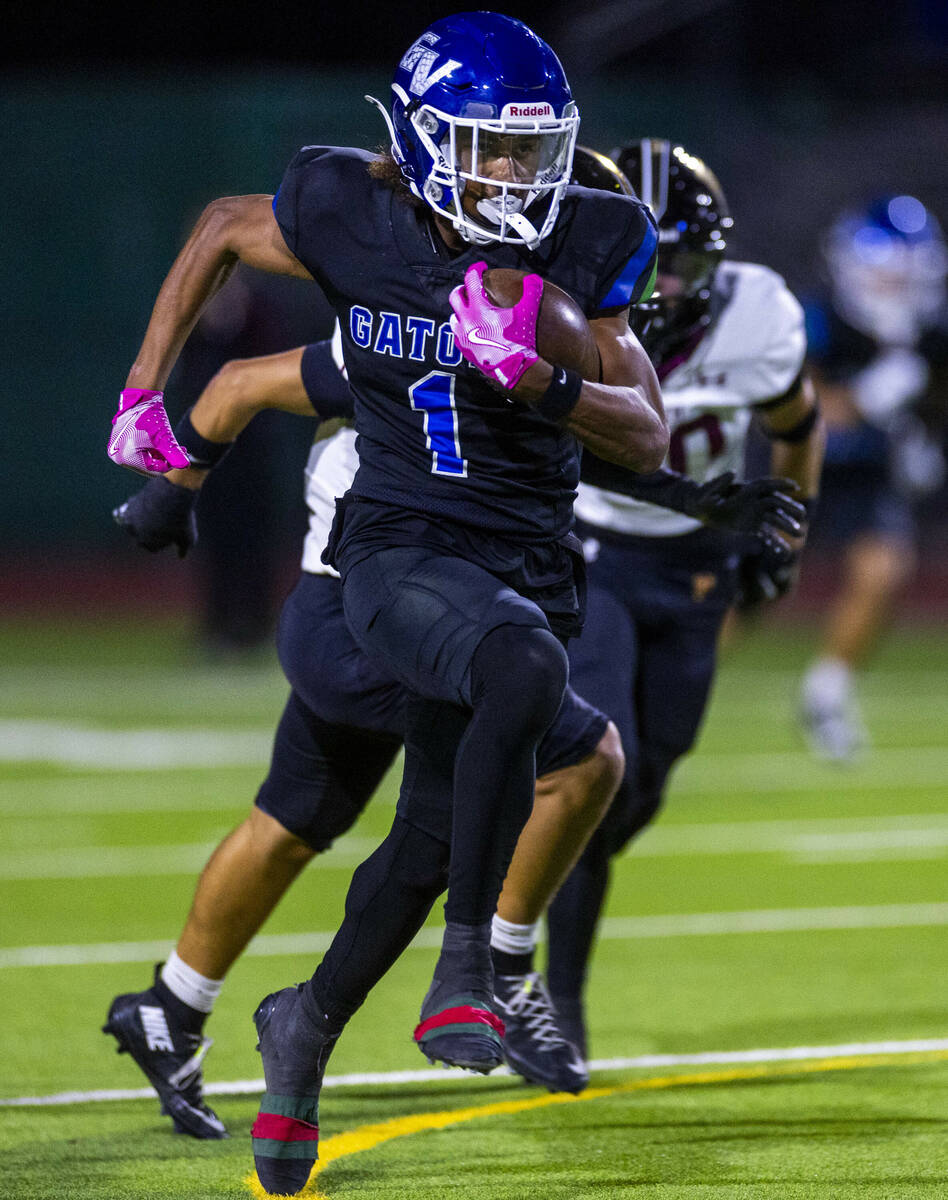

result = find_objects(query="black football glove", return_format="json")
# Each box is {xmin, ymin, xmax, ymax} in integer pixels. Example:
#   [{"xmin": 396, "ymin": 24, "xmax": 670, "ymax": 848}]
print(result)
[
  {"xmin": 735, "ymin": 535, "xmax": 801, "ymax": 611},
  {"xmin": 689, "ymin": 471, "xmax": 805, "ymax": 538},
  {"xmin": 112, "ymin": 476, "xmax": 198, "ymax": 558}
]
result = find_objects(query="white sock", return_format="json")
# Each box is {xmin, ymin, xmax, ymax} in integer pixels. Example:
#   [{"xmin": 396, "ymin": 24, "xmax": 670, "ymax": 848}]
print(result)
[
  {"xmin": 490, "ymin": 914, "xmax": 539, "ymax": 957},
  {"xmin": 803, "ymin": 657, "xmax": 853, "ymax": 709},
  {"xmin": 161, "ymin": 951, "xmax": 223, "ymax": 1015}
]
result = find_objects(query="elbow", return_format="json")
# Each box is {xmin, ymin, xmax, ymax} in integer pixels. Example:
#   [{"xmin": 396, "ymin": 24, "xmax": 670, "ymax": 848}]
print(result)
[
  {"xmin": 204, "ymin": 358, "xmax": 264, "ymax": 420},
  {"xmin": 628, "ymin": 421, "xmax": 669, "ymax": 474}
]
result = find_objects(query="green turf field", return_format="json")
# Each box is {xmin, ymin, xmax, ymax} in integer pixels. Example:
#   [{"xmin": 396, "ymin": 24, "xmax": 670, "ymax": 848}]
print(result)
[{"xmin": 1, "ymin": 618, "xmax": 946, "ymax": 1199}]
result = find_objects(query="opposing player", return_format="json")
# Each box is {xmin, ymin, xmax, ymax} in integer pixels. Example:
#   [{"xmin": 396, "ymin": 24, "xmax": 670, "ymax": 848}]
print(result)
[
  {"xmin": 543, "ymin": 139, "xmax": 825, "ymax": 1055},
  {"xmin": 798, "ymin": 196, "xmax": 948, "ymax": 760},
  {"xmin": 107, "ymin": 15, "xmax": 670, "ymax": 1189}
]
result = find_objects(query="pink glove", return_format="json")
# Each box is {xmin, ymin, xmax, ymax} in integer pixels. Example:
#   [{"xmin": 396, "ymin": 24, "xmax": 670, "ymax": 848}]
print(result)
[
  {"xmin": 107, "ymin": 389, "xmax": 191, "ymax": 476},
  {"xmin": 449, "ymin": 261, "xmax": 543, "ymax": 390}
]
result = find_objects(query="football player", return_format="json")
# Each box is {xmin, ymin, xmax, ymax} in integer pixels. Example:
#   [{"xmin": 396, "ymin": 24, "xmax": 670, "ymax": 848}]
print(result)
[
  {"xmin": 106, "ymin": 15, "xmax": 672, "ymax": 1190},
  {"xmin": 107, "ymin": 285, "xmax": 803, "ymax": 1138},
  {"xmin": 105, "ymin": 339, "xmax": 622, "ymax": 1137},
  {"xmin": 798, "ymin": 196, "xmax": 948, "ymax": 760},
  {"xmin": 542, "ymin": 139, "xmax": 825, "ymax": 1056}
]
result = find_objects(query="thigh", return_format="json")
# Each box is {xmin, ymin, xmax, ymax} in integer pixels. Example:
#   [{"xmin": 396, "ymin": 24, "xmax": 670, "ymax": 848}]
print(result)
[
  {"xmin": 634, "ymin": 602, "xmax": 725, "ymax": 778},
  {"xmin": 277, "ymin": 571, "xmax": 407, "ymax": 737},
  {"xmin": 536, "ymin": 685, "xmax": 609, "ymax": 777},
  {"xmin": 255, "ymin": 689, "xmax": 403, "ymax": 852},
  {"xmin": 395, "ymin": 696, "xmax": 468, "ymax": 844},
  {"xmin": 342, "ymin": 547, "xmax": 551, "ymax": 708},
  {"xmin": 566, "ymin": 582, "xmax": 639, "ymax": 760}
]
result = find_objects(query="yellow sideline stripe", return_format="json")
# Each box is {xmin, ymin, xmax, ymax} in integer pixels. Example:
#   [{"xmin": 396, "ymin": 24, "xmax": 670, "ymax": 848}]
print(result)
[{"xmin": 245, "ymin": 1049, "xmax": 948, "ymax": 1199}]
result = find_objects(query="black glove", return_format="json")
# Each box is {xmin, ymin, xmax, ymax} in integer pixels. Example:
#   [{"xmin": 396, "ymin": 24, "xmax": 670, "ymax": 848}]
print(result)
[
  {"xmin": 579, "ymin": 456, "xmax": 805, "ymax": 540},
  {"xmin": 688, "ymin": 471, "xmax": 805, "ymax": 537},
  {"xmin": 735, "ymin": 535, "xmax": 801, "ymax": 611},
  {"xmin": 112, "ymin": 476, "xmax": 198, "ymax": 558}
]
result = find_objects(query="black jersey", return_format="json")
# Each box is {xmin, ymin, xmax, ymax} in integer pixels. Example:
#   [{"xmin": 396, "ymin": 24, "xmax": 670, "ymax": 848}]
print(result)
[{"xmin": 274, "ymin": 146, "xmax": 657, "ymax": 544}]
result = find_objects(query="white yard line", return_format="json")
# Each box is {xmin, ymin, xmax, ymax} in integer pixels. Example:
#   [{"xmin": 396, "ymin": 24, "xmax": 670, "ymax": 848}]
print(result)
[
  {"xmin": 3, "ymin": 816, "xmax": 947, "ymax": 879},
  {"xmin": 0, "ymin": 835, "xmax": 383, "ymax": 880},
  {"xmin": 2, "ymin": 1037, "xmax": 946, "ymax": 1108},
  {"xmin": 2, "ymin": 720, "xmax": 947, "ymax": 790},
  {"xmin": 2, "ymin": 901, "xmax": 946, "ymax": 969},
  {"xmin": 0, "ymin": 720, "xmax": 273, "ymax": 769},
  {"xmin": 670, "ymin": 744, "xmax": 948, "ymax": 794}
]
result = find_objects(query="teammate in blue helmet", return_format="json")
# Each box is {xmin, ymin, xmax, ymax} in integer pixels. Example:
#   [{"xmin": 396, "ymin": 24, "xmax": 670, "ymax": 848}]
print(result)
[
  {"xmin": 799, "ymin": 195, "xmax": 948, "ymax": 760},
  {"xmin": 106, "ymin": 13, "xmax": 667, "ymax": 1193},
  {"xmin": 367, "ymin": 10, "xmax": 579, "ymax": 248}
]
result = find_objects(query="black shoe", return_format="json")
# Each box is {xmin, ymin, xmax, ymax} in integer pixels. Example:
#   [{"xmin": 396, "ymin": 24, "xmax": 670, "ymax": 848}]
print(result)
[
  {"xmin": 495, "ymin": 973, "xmax": 588, "ymax": 1094},
  {"xmin": 413, "ymin": 993, "xmax": 505, "ymax": 1073},
  {"xmin": 549, "ymin": 992, "xmax": 588, "ymax": 1061},
  {"xmin": 414, "ymin": 921, "xmax": 504, "ymax": 1074},
  {"xmin": 103, "ymin": 967, "xmax": 227, "ymax": 1139},
  {"xmin": 251, "ymin": 985, "xmax": 339, "ymax": 1197}
]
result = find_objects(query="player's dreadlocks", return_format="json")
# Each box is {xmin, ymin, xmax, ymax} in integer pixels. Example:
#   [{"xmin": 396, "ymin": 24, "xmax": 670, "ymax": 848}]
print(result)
[{"xmin": 367, "ymin": 150, "xmax": 421, "ymax": 206}]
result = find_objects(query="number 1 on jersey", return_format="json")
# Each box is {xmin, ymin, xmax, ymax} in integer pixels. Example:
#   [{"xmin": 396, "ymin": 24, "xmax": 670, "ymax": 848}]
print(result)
[{"xmin": 409, "ymin": 371, "xmax": 468, "ymax": 478}]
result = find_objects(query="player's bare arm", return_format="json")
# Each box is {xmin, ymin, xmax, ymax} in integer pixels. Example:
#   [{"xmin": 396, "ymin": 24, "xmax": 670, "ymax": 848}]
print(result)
[
  {"xmin": 515, "ymin": 310, "xmax": 667, "ymax": 473},
  {"xmin": 757, "ymin": 373, "xmax": 825, "ymax": 504},
  {"xmin": 735, "ymin": 372, "xmax": 826, "ymax": 606},
  {"xmin": 164, "ymin": 347, "xmax": 314, "ymax": 491},
  {"xmin": 126, "ymin": 196, "xmax": 311, "ymax": 392}
]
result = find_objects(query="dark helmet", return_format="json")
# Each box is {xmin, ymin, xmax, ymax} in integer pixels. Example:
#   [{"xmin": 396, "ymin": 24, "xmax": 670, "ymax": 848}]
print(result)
[
  {"xmin": 570, "ymin": 146, "xmax": 634, "ymax": 196},
  {"xmin": 612, "ymin": 138, "xmax": 733, "ymax": 359}
]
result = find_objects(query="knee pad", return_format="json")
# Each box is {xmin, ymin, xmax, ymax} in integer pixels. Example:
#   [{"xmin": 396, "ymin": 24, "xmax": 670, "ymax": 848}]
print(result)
[{"xmin": 471, "ymin": 624, "xmax": 569, "ymax": 738}]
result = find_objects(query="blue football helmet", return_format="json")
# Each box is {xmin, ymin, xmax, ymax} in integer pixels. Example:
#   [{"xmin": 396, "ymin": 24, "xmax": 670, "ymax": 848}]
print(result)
[
  {"xmin": 366, "ymin": 12, "xmax": 579, "ymax": 249},
  {"xmin": 824, "ymin": 195, "xmax": 947, "ymax": 344}
]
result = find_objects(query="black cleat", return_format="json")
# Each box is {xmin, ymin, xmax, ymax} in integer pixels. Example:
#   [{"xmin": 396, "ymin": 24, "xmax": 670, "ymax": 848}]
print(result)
[
  {"xmin": 251, "ymin": 985, "xmax": 339, "ymax": 1197},
  {"xmin": 414, "ymin": 921, "xmax": 504, "ymax": 1074},
  {"xmin": 495, "ymin": 972, "xmax": 588, "ymax": 1093},
  {"xmin": 102, "ymin": 968, "xmax": 227, "ymax": 1139},
  {"xmin": 549, "ymin": 992, "xmax": 588, "ymax": 1061},
  {"xmin": 413, "ymin": 994, "xmax": 505, "ymax": 1073}
]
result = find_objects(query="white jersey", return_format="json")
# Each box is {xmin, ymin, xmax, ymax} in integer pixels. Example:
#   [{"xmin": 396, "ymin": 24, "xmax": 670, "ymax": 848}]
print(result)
[
  {"xmin": 301, "ymin": 424, "xmax": 358, "ymax": 576},
  {"xmin": 301, "ymin": 323, "xmax": 357, "ymax": 577},
  {"xmin": 575, "ymin": 260, "xmax": 807, "ymax": 537}
]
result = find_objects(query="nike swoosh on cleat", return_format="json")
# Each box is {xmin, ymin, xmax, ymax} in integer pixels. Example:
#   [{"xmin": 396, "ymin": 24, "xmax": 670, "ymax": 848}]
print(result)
[{"xmin": 167, "ymin": 1039, "xmax": 211, "ymax": 1090}]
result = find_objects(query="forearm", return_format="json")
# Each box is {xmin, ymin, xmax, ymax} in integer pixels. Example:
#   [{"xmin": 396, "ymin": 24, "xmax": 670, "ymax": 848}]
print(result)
[
  {"xmin": 125, "ymin": 205, "xmax": 241, "ymax": 391},
  {"xmin": 580, "ymin": 456, "xmax": 695, "ymax": 508},
  {"xmin": 769, "ymin": 428, "xmax": 824, "ymax": 501},
  {"xmin": 164, "ymin": 346, "xmax": 313, "ymax": 490},
  {"xmin": 761, "ymin": 376, "xmax": 825, "ymax": 500},
  {"xmin": 191, "ymin": 348, "xmax": 312, "ymax": 441},
  {"xmin": 125, "ymin": 196, "xmax": 309, "ymax": 392},
  {"xmin": 565, "ymin": 380, "xmax": 668, "ymax": 472},
  {"xmin": 516, "ymin": 360, "xmax": 667, "ymax": 471}
]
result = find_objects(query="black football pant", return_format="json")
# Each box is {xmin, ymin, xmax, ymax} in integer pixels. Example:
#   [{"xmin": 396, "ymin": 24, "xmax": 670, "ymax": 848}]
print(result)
[{"xmin": 546, "ymin": 528, "xmax": 736, "ymax": 1011}]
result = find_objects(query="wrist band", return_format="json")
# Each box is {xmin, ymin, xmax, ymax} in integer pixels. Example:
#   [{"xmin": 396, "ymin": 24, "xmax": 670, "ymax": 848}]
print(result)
[
  {"xmin": 173, "ymin": 408, "xmax": 233, "ymax": 468},
  {"xmin": 763, "ymin": 403, "xmax": 821, "ymax": 443},
  {"xmin": 536, "ymin": 366, "xmax": 583, "ymax": 422}
]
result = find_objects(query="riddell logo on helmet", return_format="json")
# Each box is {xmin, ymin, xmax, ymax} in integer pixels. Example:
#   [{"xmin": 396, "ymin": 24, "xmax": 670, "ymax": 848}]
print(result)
[{"xmin": 502, "ymin": 103, "xmax": 554, "ymax": 118}]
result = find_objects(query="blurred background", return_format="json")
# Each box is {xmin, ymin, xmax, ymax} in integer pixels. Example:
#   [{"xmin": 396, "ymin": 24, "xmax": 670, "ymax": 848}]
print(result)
[{"xmin": 2, "ymin": 0, "xmax": 947, "ymax": 642}]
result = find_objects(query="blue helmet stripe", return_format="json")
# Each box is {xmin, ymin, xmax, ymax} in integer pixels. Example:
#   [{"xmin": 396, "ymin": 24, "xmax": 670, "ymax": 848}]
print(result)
[{"xmin": 598, "ymin": 219, "xmax": 659, "ymax": 308}]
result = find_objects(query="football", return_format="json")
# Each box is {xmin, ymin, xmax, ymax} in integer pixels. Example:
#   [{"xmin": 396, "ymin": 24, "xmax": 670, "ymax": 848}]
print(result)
[{"xmin": 482, "ymin": 268, "xmax": 601, "ymax": 381}]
